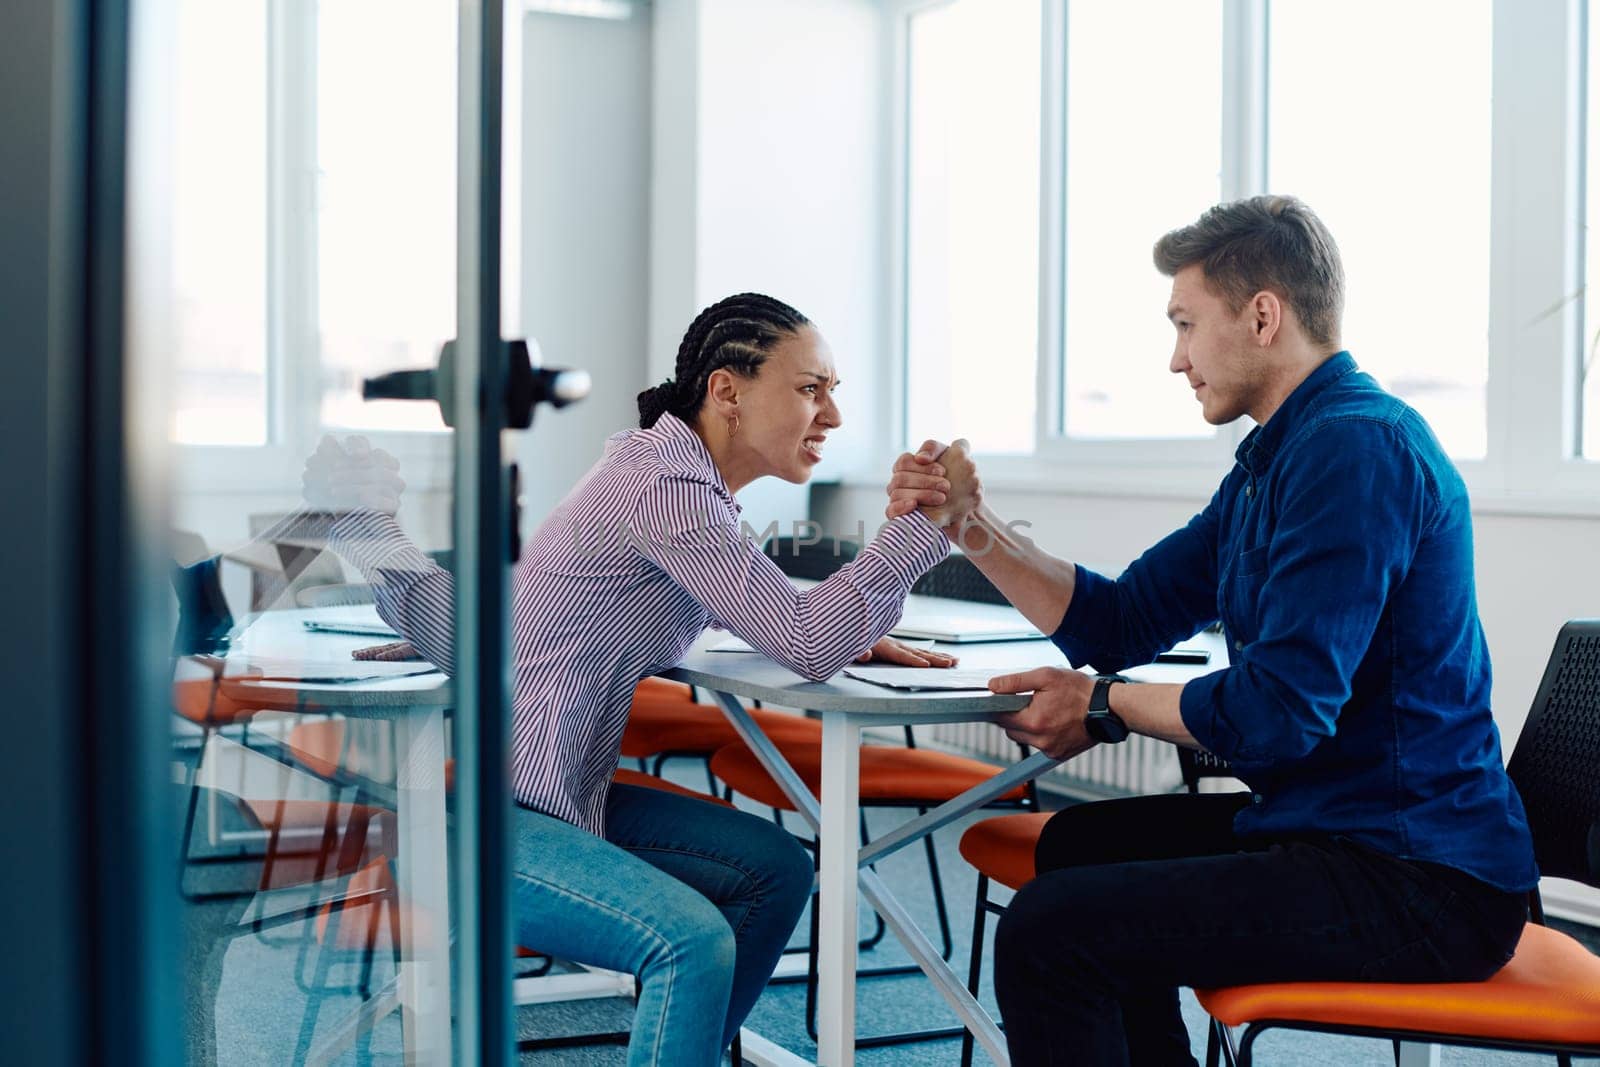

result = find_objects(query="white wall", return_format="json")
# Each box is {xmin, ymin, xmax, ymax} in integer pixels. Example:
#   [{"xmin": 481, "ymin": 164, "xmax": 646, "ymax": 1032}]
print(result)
[
  {"xmin": 514, "ymin": 10, "xmax": 654, "ymax": 524},
  {"xmin": 651, "ymin": 0, "xmax": 883, "ymax": 533}
]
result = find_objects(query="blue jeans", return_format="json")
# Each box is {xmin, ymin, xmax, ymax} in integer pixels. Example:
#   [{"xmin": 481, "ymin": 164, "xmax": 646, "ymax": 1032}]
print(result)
[{"xmin": 511, "ymin": 783, "xmax": 812, "ymax": 1066}]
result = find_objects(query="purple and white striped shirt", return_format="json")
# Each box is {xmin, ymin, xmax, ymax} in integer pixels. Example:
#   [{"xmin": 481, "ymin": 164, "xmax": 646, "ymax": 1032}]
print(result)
[{"xmin": 331, "ymin": 413, "xmax": 948, "ymax": 835}]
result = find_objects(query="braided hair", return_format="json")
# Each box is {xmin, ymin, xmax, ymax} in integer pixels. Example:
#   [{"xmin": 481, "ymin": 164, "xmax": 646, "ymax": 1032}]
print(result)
[{"xmin": 638, "ymin": 293, "xmax": 812, "ymax": 428}]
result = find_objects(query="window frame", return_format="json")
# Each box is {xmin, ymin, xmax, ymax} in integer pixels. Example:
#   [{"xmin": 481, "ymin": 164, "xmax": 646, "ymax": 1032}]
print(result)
[
  {"xmin": 886, "ymin": 0, "xmax": 1600, "ymax": 516},
  {"xmin": 175, "ymin": 0, "xmax": 475, "ymax": 496}
]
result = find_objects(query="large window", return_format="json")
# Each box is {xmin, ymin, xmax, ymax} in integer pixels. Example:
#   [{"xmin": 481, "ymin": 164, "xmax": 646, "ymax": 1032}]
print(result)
[
  {"xmin": 897, "ymin": 0, "xmax": 1598, "ymax": 504},
  {"xmin": 316, "ymin": 1, "xmax": 455, "ymax": 433},
  {"xmin": 1269, "ymin": 0, "xmax": 1492, "ymax": 460},
  {"xmin": 905, "ymin": 0, "xmax": 1041, "ymax": 455},
  {"xmin": 169, "ymin": 0, "xmax": 269, "ymax": 445},
  {"xmin": 166, "ymin": 2, "xmax": 461, "ymax": 449},
  {"xmin": 1062, "ymin": 0, "xmax": 1221, "ymax": 442}
]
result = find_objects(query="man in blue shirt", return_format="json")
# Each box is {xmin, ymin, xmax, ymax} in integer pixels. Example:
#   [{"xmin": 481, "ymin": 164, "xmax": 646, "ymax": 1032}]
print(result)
[{"xmin": 889, "ymin": 195, "xmax": 1536, "ymax": 1066}]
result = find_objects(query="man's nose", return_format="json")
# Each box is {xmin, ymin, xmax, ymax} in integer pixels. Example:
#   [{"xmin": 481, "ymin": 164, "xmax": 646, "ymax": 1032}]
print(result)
[{"xmin": 1169, "ymin": 345, "xmax": 1189, "ymax": 375}]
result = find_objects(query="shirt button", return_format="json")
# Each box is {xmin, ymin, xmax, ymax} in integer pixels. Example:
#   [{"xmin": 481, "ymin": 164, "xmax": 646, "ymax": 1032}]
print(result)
[
  {"xmin": 1252, "ymin": 794, "xmax": 1263, "ymax": 805},
  {"xmin": 1244, "ymin": 484, "xmax": 1254, "ymax": 497},
  {"xmin": 1234, "ymin": 638, "xmax": 1245, "ymax": 651}
]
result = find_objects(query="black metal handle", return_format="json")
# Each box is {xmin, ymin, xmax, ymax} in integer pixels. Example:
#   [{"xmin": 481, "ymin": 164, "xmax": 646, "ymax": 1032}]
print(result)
[{"xmin": 361, "ymin": 338, "xmax": 590, "ymax": 428}]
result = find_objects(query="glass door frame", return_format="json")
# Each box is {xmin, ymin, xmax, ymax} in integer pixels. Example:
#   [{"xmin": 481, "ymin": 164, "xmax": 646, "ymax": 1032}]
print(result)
[{"xmin": 21, "ymin": 0, "xmax": 518, "ymax": 1062}]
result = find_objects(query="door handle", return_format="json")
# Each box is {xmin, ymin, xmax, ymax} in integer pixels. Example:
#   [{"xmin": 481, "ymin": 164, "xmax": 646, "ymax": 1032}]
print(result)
[{"xmin": 361, "ymin": 338, "xmax": 590, "ymax": 428}]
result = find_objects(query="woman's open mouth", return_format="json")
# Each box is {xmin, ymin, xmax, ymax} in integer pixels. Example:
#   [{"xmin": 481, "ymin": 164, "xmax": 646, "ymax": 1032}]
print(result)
[{"xmin": 802, "ymin": 436, "xmax": 826, "ymax": 462}]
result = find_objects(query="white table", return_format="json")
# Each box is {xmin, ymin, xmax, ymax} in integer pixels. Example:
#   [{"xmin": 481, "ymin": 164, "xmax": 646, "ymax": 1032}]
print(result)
[
  {"xmin": 219, "ymin": 607, "xmax": 455, "ymax": 1065},
  {"xmin": 664, "ymin": 631, "xmax": 1228, "ymax": 1067}
]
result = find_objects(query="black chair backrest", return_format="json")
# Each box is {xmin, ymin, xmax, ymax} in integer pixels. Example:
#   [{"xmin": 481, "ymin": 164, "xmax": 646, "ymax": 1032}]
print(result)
[
  {"xmin": 1506, "ymin": 619, "xmax": 1600, "ymax": 891},
  {"xmin": 765, "ymin": 536, "xmax": 859, "ymax": 582},
  {"xmin": 910, "ymin": 552, "xmax": 1009, "ymax": 605},
  {"xmin": 1177, "ymin": 746, "xmax": 1235, "ymax": 794}
]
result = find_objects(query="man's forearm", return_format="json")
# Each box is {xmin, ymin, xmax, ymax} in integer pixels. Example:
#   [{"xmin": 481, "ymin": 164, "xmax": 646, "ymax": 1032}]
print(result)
[
  {"xmin": 949, "ymin": 505, "xmax": 1077, "ymax": 635},
  {"xmin": 1108, "ymin": 681, "xmax": 1199, "ymax": 748}
]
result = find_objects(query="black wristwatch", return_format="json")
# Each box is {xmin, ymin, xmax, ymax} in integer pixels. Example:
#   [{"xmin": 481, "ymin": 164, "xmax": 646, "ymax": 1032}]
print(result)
[{"xmin": 1084, "ymin": 674, "xmax": 1130, "ymax": 743}]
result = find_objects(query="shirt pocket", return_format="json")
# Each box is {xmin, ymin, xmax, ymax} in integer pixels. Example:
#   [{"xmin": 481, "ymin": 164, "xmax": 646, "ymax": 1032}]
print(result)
[{"xmin": 1227, "ymin": 544, "xmax": 1270, "ymax": 630}]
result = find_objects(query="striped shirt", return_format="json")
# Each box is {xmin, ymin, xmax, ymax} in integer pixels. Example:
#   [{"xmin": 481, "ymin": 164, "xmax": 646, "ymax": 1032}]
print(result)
[{"xmin": 331, "ymin": 413, "xmax": 949, "ymax": 835}]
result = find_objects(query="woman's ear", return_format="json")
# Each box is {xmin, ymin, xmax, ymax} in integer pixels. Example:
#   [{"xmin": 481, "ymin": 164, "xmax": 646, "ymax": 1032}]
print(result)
[{"xmin": 705, "ymin": 368, "xmax": 740, "ymax": 417}]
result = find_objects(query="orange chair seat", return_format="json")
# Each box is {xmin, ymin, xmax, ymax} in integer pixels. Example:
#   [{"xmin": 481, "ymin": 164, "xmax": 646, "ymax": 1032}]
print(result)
[
  {"xmin": 633, "ymin": 677, "xmax": 697, "ymax": 705},
  {"xmin": 286, "ymin": 720, "xmax": 396, "ymax": 784},
  {"xmin": 173, "ymin": 676, "xmax": 269, "ymax": 726},
  {"xmin": 621, "ymin": 699, "xmax": 822, "ymax": 759},
  {"xmin": 958, "ymin": 812, "xmax": 1054, "ymax": 891},
  {"xmin": 1196, "ymin": 922, "xmax": 1600, "ymax": 1048},
  {"xmin": 711, "ymin": 738, "xmax": 1030, "ymax": 811},
  {"xmin": 237, "ymin": 799, "xmax": 394, "ymax": 890},
  {"xmin": 612, "ymin": 766, "xmax": 735, "ymax": 808}
]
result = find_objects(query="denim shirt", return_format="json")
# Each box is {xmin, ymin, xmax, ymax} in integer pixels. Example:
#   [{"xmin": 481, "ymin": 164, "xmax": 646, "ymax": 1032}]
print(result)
[{"xmin": 1052, "ymin": 353, "xmax": 1539, "ymax": 891}]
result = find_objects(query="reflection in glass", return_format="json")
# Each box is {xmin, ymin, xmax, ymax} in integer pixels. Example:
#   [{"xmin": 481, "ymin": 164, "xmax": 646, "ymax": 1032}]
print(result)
[
  {"xmin": 905, "ymin": 0, "xmax": 1041, "ymax": 455},
  {"xmin": 133, "ymin": 2, "xmax": 463, "ymax": 1061},
  {"xmin": 1269, "ymin": 0, "xmax": 1491, "ymax": 460},
  {"xmin": 1062, "ymin": 0, "xmax": 1221, "ymax": 442}
]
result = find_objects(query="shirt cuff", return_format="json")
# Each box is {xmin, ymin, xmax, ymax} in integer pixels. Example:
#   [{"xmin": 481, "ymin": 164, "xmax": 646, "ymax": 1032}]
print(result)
[
  {"xmin": 328, "ymin": 511, "xmax": 435, "ymax": 583},
  {"xmin": 867, "ymin": 511, "xmax": 951, "ymax": 586},
  {"xmin": 1049, "ymin": 563, "xmax": 1115, "ymax": 668},
  {"xmin": 1178, "ymin": 668, "xmax": 1249, "ymax": 766}
]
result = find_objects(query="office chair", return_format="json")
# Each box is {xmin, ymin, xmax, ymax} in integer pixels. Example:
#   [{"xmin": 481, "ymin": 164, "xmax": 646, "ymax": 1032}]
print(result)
[
  {"xmin": 1196, "ymin": 619, "xmax": 1600, "ymax": 1066},
  {"xmin": 954, "ymin": 731, "xmax": 1232, "ymax": 1065}
]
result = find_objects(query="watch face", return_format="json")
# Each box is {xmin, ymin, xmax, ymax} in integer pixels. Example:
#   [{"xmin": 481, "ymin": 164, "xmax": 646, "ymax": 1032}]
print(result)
[{"xmin": 1085, "ymin": 710, "xmax": 1129, "ymax": 744}]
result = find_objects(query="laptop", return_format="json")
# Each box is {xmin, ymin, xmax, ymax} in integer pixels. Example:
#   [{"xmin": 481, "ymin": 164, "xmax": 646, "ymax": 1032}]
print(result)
[{"xmin": 890, "ymin": 604, "xmax": 1043, "ymax": 644}]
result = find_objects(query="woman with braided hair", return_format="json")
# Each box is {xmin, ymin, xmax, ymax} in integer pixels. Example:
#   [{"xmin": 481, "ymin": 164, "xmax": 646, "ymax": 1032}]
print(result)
[{"xmin": 308, "ymin": 291, "xmax": 978, "ymax": 1064}]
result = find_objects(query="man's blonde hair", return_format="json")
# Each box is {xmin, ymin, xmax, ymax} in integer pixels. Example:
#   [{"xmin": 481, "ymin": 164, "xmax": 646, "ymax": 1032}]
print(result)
[{"xmin": 1153, "ymin": 195, "xmax": 1344, "ymax": 347}]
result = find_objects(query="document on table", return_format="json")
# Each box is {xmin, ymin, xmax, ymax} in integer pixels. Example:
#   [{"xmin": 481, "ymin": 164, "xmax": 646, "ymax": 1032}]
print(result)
[
  {"xmin": 841, "ymin": 667, "xmax": 1008, "ymax": 692},
  {"xmin": 709, "ymin": 635, "xmax": 936, "ymax": 654},
  {"xmin": 221, "ymin": 656, "xmax": 441, "ymax": 684}
]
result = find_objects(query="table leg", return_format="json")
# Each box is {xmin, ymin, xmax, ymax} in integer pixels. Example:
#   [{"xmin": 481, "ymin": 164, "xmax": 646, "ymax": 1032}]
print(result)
[
  {"xmin": 392, "ymin": 707, "xmax": 451, "ymax": 1064},
  {"xmin": 817, "ymin": 714, "xmax": 861, "ymax": 1067}
]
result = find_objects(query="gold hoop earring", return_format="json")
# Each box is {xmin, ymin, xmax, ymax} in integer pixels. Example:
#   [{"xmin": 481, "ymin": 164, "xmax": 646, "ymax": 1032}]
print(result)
[{"xmin": 728, "ymin": 413, "xmax": 740, "ymax": 438}]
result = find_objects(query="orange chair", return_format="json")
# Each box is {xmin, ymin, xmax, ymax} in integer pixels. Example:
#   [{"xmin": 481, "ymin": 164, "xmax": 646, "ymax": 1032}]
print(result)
[
  {"xmin": 174, "ymin": 669, "xmax": 331, "ymax": 900},
  {"xmin": 1196, "ymin": 620, "xmax": 1600, "ymax": 1066},
  {"xmin": 621, "ymin": 677, "xmax": 824, "ymax": 792},
  {"xmin": 953, "ymin": 810, "xmax": 1054, "ymax": 1066},
  {"xmin": 711, "ymin": 733, "xmax": 1034, "ymax": 1047}
]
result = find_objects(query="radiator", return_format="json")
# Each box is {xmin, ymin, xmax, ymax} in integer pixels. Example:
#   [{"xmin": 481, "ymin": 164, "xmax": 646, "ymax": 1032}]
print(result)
[{"xmin": 868, "ymin": 720, "xmax": 1186, "ymax": 799}]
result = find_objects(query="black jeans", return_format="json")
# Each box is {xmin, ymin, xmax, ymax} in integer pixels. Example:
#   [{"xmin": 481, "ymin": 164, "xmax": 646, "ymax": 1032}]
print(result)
[{"xmin": 992, "ymin": 792, "xmax": 1528, "ymax": 1067}]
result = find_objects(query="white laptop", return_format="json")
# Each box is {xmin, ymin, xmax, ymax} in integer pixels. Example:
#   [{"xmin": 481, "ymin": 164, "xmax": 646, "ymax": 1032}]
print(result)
[{"xmin": 890, "ymin": 598, "xmax": 1043, "ymax": 644}]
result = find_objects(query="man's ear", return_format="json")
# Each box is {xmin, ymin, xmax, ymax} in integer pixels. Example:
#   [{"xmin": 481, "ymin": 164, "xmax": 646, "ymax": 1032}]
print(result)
[{"xmin": 1251, "ymin": 290, "xmax": 1282, "ymax": 347}]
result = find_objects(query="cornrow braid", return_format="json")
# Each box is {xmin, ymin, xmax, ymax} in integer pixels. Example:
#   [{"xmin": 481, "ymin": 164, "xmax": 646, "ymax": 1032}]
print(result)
[{"xmin": 637, "ymin": 292, "xmax": 811, "ymax": 428}]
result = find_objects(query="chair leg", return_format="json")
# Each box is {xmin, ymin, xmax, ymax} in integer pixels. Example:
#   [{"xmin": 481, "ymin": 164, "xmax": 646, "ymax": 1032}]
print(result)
[
  {"xmin": 176, "ymin": 726, "xmax": 210, "ymax": 896},
  {"xmin": 920, "ymin": 812, "xmax": 954, "ymax": 960},
  {"xmin": 960, "ymin": 874, "xmax": 991, "ymax": 1067},
  {"xmin": 1205, "ymin": 1017, "xmax": 1223, "ymax": 1067},
  {"xmin": 295, "ymin": 891, "xmax": 345, "ymax": 1059},
  {"xmin": 857, "ymin": 811, "xmax": 888, "ymax": 951}
]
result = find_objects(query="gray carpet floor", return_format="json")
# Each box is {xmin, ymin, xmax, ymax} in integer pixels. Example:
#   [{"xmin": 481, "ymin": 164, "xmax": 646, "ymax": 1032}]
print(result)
[{"xmin": 192, "ymin": 757, "xmax": 1600, "ymax": 1066}]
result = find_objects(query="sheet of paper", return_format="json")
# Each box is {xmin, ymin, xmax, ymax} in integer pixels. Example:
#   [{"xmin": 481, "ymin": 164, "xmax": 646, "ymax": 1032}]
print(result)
[
  {"xmin": 710, "ymin": 636, "xmax": 939, "ymax": 654},
  {"xmin": 841, "ymin": 667, "xmax": 1009, "ymax": 692},
  {"xmin": 221, "ymin": 656, "xmax": 441, "ymax": 683}
]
